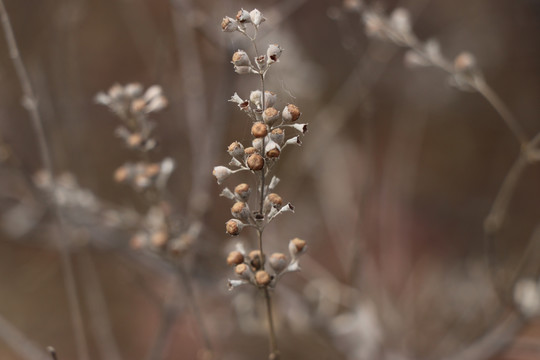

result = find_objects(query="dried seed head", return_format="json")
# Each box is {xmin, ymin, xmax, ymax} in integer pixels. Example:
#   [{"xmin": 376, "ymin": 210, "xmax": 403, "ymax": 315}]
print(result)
[
  {"xmin": 232, "ymin": 50, "xmax": 250, "ymax": 66},
  {"xmin": 145, "ymin": 163, "xmax": 161, "ymax": 178},
  {"xmin": 252, "ymin": 138, "xmax": 264, "ymax": 152},
  {"xmin": 231, "ymin": 201, "xmax": 250, "ymax": 220},
  {"xmin": 228, "ymin": 141, "xmax": 244, "ymax": 157},
  {"xmin": 236, "ymin": 9, "xmax": 251, "ymax": 23},
  {"xmin": 234, "ymin": 183, "xmax": 251, "ymax": 201},
  {"xmin": 127, "ymin": 133, "xmax": 143, "ymax": 148},
  {"xmin": 454, "ymin": 52, "xmax": 477, "ymax": 73},
  {"xmin": 282, "ymin": 104, "xmax": 301, "ymax": 122},
  {"xmin": 267, "ymin": 193, "xmax": 283, "ymax": 207},
  {"xmin": 270, "ymin": 128, "xmax": 285, "ymax": 145},
  {"xmin": 247, "ymin": 154, "xmax": 264, "ymax": 171},
  {"xmin": 244, "ymin": 147, "xmax": 258, "ymax": 155},
  {"xmin": 263, "ymin": 107, "xmax": 280, "ymax": 126},
  {"xmin": 114, "ymin": 165, "xmax": 129, "ymax": 183},
  {"xmin": 267, "ymin": 44, "xmax": 283, "ymax": 63},
  {"xmin": 250, "ymin": 9, "xmax": 265, "ymax": 26},
  {"xmin": 221, "ymin": 17, "xmax": 238, "ymax": 32},
  {"xmin": 131, "ymin": 98, "xmax": 146, "ymax": 113},
  {"xmin": 235, "ymin": 263, "xmax": 250, "ymax": 279},
  {"xmin": 264, "ymin": 91, "xmax": 277, "ymax": 108},
  {"xmin": 150, "ymin": 231, "xmax": 168, "ymax": 248},
  {"xmin": 250, "ymin": 90, "xmax": 262, "ymax": 108},
  {"xmin": 269, "ymin": 253, "xmax": 288, "ymax": 273},
  {"xmin": 255, "ymin": 270, "xmax": 271, "ymax": 286},
  {"xmin": 249, "ymin": 250, "xmax": 262, "ymax": 270},
  {"xmin": 265, "ymin": 140, "xmax": 281, "ymax": 158},
  {"xmin": 227, "ymin": 251, "xmax": 245, "ymax": 266},
  {"xmin": 226, "ymin": 219, "xmax": 243, "ymax": 236},
  {"xmin": 213, "ymin": 166, "xmax": 233, "ymax": 184},
  {"xmin": 289, "ymin": 237, "xmax": 307, "ymax": 257},
  {"xmin": 255, "ymin": 55, "xmax": 267, "ymax": 70},
  {"xmin": 251, "ymin": 122, "xmax": 268, "ymax": 138}
]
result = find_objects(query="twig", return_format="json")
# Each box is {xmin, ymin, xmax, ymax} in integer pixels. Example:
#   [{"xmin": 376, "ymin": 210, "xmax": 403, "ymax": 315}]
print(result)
[{"xmin": 0, "ymin": 2, "xmax": 89, "ymax": 359}]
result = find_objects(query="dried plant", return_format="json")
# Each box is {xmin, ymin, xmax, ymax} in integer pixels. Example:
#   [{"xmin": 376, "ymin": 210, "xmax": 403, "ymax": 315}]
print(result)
[{"xmin": 215, "ymin": 8, "xmax": 308, "ymax": 360}]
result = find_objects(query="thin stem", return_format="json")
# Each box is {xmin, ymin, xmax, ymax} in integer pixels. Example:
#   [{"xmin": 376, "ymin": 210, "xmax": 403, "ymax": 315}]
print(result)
[
  {"xmin": 0, "ymin": 2, "xmax": 89, "ymax": 359},
  {"xmin": 264, "ymin": 288, "xmax": 280, "ymax": 360},
  {"xmin": 47, "ymin": 347, "xmax": 58, "ymax": 360}
]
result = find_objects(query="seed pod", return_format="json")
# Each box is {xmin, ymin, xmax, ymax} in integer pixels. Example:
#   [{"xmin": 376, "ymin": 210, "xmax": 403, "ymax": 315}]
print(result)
[
  {"xmin": 213, "ymin": 166, "xmax": 233, "ymax": 184},
  {"xmin": 264, "ymin": 91, "xmax": 277, "ymax": 108},
  {"xmin": 235, "ymin": 263, "xmax": 250, "ymax": 279},
  {"xmin": 114, "ymin": 165, "xmax": 130, "ymax": 183},
  {"xmin": 264, "ymin": 193, "xmax": 283, "ymax": 214},
  {"xmin": 265, "ymin": 140, "xmax": 281, "ymax": 158},
  {"xmin": 234, "ymin": 183, "xmax": 251, "ymax": 201},
  {"xmin": 289, "ymin": 237, "xmax": 307, "ymax": 257},
  {"xmin": 231, "ymin": 201, "xmax": 250, "ymax": 220},
  {"xmin": 247, "ymin": 154, "xmax": 264, "ymax": 171},
  {"xmin": 282, "ymin": 104, "xmax": 301, "ymax": 122},
  {"xmin": 252, "ymin": 138, "xmax": 264, "ymax": 152},
  {"xmin": 232, "ymin": 50, "xmax": 250, "ymax": 66},
  {"xmin": 269, "ymin": 253, "xmax": 288, "ymax": 273},
  {"xmin": 127, "ymin": 133, "xmax": 143, "ymax": 148},
  {"xmin": 454, "ymin": 52, "xmax": 477, "ymax": 73},
  {"xmin": 244, "ymin": 146, "xmax": 258, "ymax": 155},
  {"xmin": 150, "ymin": 230, "xmax": 168, "ymax": 248},
  {"xmin": 236, "ymin": 9, "xmax": 251, "ymax": 23},
  {"xmin": 226, "ymin": 219, "xmax": 244, "ymax": 236},
  {"xmin": 270, "ymin": 128, "xmax": 285, "ymax": 145},
  {"xmin": 250, "ymin": 9, "xmax": 265, "ymax": 26},
  {"xmin": 145, "ymin": 163, "xmax": 161, "ymax": 178},
  {"xmin": 267, "ymin": 44, "xmax": 283, "ymax": 63},
  {"xmin": 291, "ymin": 123, "xmax": 308, "ymax": 134},
  {"xmin": 251, "ymin": 122, "xmax": 268, "ymax": 138},
  {"xmin": 227, "ymin": 251, "xmax": 245, "ymax": 266},
  {"xmin": 228, "ymin": 141, "xmax": 244, "ymax": 158},
  {"xmin": 255, "ymin": 270, "xmax": 271, "ymax": 286},
  {"xmin": 250, "ymin": 90, "xmax": 262, "ymax": 108},
  {"xmin": 285, "ymin": 136, "xmax": 302, "ymax": 146},
  {"xmin": 249, "ymin": 250, "xmax": 262, "ymax": 270},
  {"xmin": 130, "ymin": 98, "xmax": 146, "ymax": 113},
  {"xmin": 221, "ymin": 17, "xmax": 238, "ymax": 32},
  {"xmin": 255, "ymin": 55, "xmax": 267, "ymax": 71},
  {"xmin": 263, "ymin": 107, "xmax": 280, "ymax": 126}
]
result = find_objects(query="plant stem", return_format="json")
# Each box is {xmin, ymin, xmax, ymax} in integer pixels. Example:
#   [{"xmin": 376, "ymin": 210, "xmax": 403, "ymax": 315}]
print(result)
[
  {"xmin": 0, "ymin": 2, "xmax": 89, "ymax": 359},
  {"xmin": 264, "ymin": 287, "xmax": 280, "ymax": 360}
]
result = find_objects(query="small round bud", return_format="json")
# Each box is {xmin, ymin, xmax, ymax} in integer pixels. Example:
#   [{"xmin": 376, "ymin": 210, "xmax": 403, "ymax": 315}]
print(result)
[
  {"xmin": 213, "ymin": 166, "xmax": 233, "ymax": 184},
  {"xmin": 265, "ymin": 141, "xmax": 281, "ymax": 158},
  {"xmin": 227, "ymin": 251, "xmax": 245, "ymax": 266},
  {"xmin": 234, "ymin": 183, "xmax": 251, "ymax": 201},
  {"xmin": 255, "ymin": 270, "xmax": 271, "ymax": 286},
  {"xmin": 114, "ymin": 165, "xmax": 129, "ymax": 183},
  {"xmin": 221, "ymin": 17, "xmax": 238, "ymax": 32},
  {"xmin": 263, "ymin": 107, "xmax": 280, "ymax": 126},
  {"xmin": 249, "ymin": 250, "xmax": 262, "ymax": 270},
  {"xmin": 282, "ymin": 104, "xmax": 301, "ymax": 122},
  {"xmin": 267, "ymin": 44, "xmax": 283, "ymax": 63},
  {"xmin": 228, "ymin": 141, "xmax": 244, "ymax": 157},
  {"xmin": 269, "ymin": 253, "xmax": 287, "ymax": 273},
  {"xmin": 235, "ymin": 263, "xmax": 250, "ymax": 279},
  {"xmin": 289, "ymin": 237, "xmax": 307, "ymax": 256},
  {"xmin": 236, "ymin": 9, "xmax": 251, "ymax": 23},
  {"xmin": 251, "ymin": 122, "xmax": 268, "ymax": 138},
  {"xmin": 151, "ymin": 230, "xmax": 168, "ymax": 248},
  {"xmin": 247, "ymin": 154, "xmax": 264, "ymax": 171},
  {"xmin": 226, "ymin": 219, "xmax": 243, "ymax": 236},
  {"xmin": 454, "ymin": 52, "xmax": 477, "ymax": 73},
  {"xmin": 231, "ymin": 201, "xmax": 250, "ymax": 220},
  {"xmin": 232, "ymin": 50, "xmax": 250, "ymax": 66},
  {"xmin": 244, "ymin": 147, "xmax": 258, "ymax": 155},
  {"xmin": 270, "ymin": 128, "xmax": 285, "ymax": 145}
]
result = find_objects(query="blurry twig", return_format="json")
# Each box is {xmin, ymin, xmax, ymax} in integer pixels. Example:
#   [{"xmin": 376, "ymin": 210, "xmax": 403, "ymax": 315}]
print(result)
[{"xmin": 0, "ymin": 2, "xmax": 89, "ymax": 359}]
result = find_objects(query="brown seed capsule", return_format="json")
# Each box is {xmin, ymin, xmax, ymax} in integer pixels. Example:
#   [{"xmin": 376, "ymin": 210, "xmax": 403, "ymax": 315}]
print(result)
[
  {"xmin": 289, "ymin": 238, "xmax": 307, "ymax": 255},
  {"xmin": 268, "ymin": 193, "xmax": 283, "ymax": 207},
  {"xmin": 234, "ymin": 183, "xmax": 251, "ymax": 201},
  {"xmin": 244, "ymin": 147, "xmax": 258, "ymax": 155},
  {"xmin": 266, "ymin": 147, "xmax": 280, "ymax": 158},
  {"xmin": 151, "ymin": 231, "xmax": 168, "ymax": 248},
  {"xmin": 221, "ymin": 17, "xmax": 238, "ymax": 32},
  {"xmin": 145, "ymin": 163, "xmax": 161, "ymax": 177},
  {"xmin": 255, "ymin": 270, "xmax": 271, "ymax": 286},
  {"xmin": 127, "ymin": 133, "xmax": 143, "ymax": 148},
  {"xmin": 227, "ymin": 251, "xmax": 245, "ymax": 266},
  {"xmin": 251, "ymin": 122, "xmax": 268, "ymax": 138},
  {"xmin": 232, "ymin": 50, "xmax": 250, "ymax": 66},
  {"xmin": 247, "ymin": 154, "xmax": 264, "ymax": 171},
  {"xmin": 270, "ymin": 128, "xmax": 284, "ymax": 145},
  {"xmin": 263, "ymin": 107, "xmax": 280, "ymax": 125},
  {"xmin": 228, "ymin": 141, "xmax": 244, "ymax": 157},
  {"xmin": 231, "ymin": 201, "xmax": 249, "ymax": 220},
  {"xmin": 269, "ymin": 253, "xmax": 288, "ymax": 273},
  {"xmin": 283, "ymin": 104, "xmax": 301, "ymax": 122},
  {"xmin": 249, "ymin": 250, "xmax": 262, "ymax": 270},
  {"xmin": 114, "ymin": 166, "xmax": 129, "ymax": 183},
  {"xmin": 226, "ymin": 219, "xmax": 241, "ymax": 236},
  {"xmin": 235, "ymin": 263, "xmax": 249, "ymax": 278}
]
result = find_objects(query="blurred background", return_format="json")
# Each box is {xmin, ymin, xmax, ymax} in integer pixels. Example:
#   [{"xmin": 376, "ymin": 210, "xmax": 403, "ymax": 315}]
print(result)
[{"xmin": 0, "ymin": 0, "xmax": 540, "ymax": 359}]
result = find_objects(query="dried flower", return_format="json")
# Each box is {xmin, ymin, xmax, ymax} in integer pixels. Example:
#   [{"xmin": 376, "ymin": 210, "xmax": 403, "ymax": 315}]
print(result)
[
  {"xmin": 270, "ymin": 128, "xmax": 285, "ymax": 145},
  {"xmin": 247, "ymin": 154, "xmax": 264, "ymax": 171},
  {"xmin": 234, "ymin": 183, "xmax": 251, "ymax": 201},
  {"xmin": 226, "ymin": 219, "xmax": 244, "ymax": 236},
  {"xmin": 235, "ymin": 263, "xmax": 250, "ymax": 279},
  {"xmin": 269, "ymin": 253, "xmax": 288, "ymax": 273},
  {"xmin": 236, "ymin": 9, "xmax": 251, "ymax": 23},
  {"xmin": 267, "ymin": 44, "xmax": 283, "ymax": 63},
  {"xmin": 227, "ymin": 251, "xmax": 245, "ymax": 266},
  {"xmin": 221, "ymin": 17, "xmax": 238, "ymax": 32},
  {"xmin": 250, "ymin": 9, "xmax": 265, "ymax": 26},
  {"xmin": 232, "ymin": 50, "xmax": 251, "ymax": 66},
  {"xmin": 282, "ymin": 104, "xmax": 301, "ymax": 122},
  {"xmin": 231, "ymin": 201, "xmax": 250, "ymax": 220},
  {"xmin": 255, "ymin": 270, "xmax": 271, "ymax": 286},
  {"xmin": 289, "ymin": 237, "xmax": 307, "ymax": 257},
  {"xmin": 263, "ymin": 107, "xmax": 280, "ymax": 126},
  {"xmin": 252, "ymin": 122, "xmax": 268, "ymax": 138},
  {"xmin": 228, "ymin": 141, "xmax": 245, "ymax": 158},
  {"xmin": 213, "ymin": 166, "xmax": 233, "ymax": 184}
]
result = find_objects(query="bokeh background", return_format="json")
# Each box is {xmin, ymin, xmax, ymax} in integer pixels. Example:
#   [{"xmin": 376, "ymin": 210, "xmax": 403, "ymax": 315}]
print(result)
[{"xmin": 1, "ymin": 0, "xmax": 540, "ymax": 359}]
